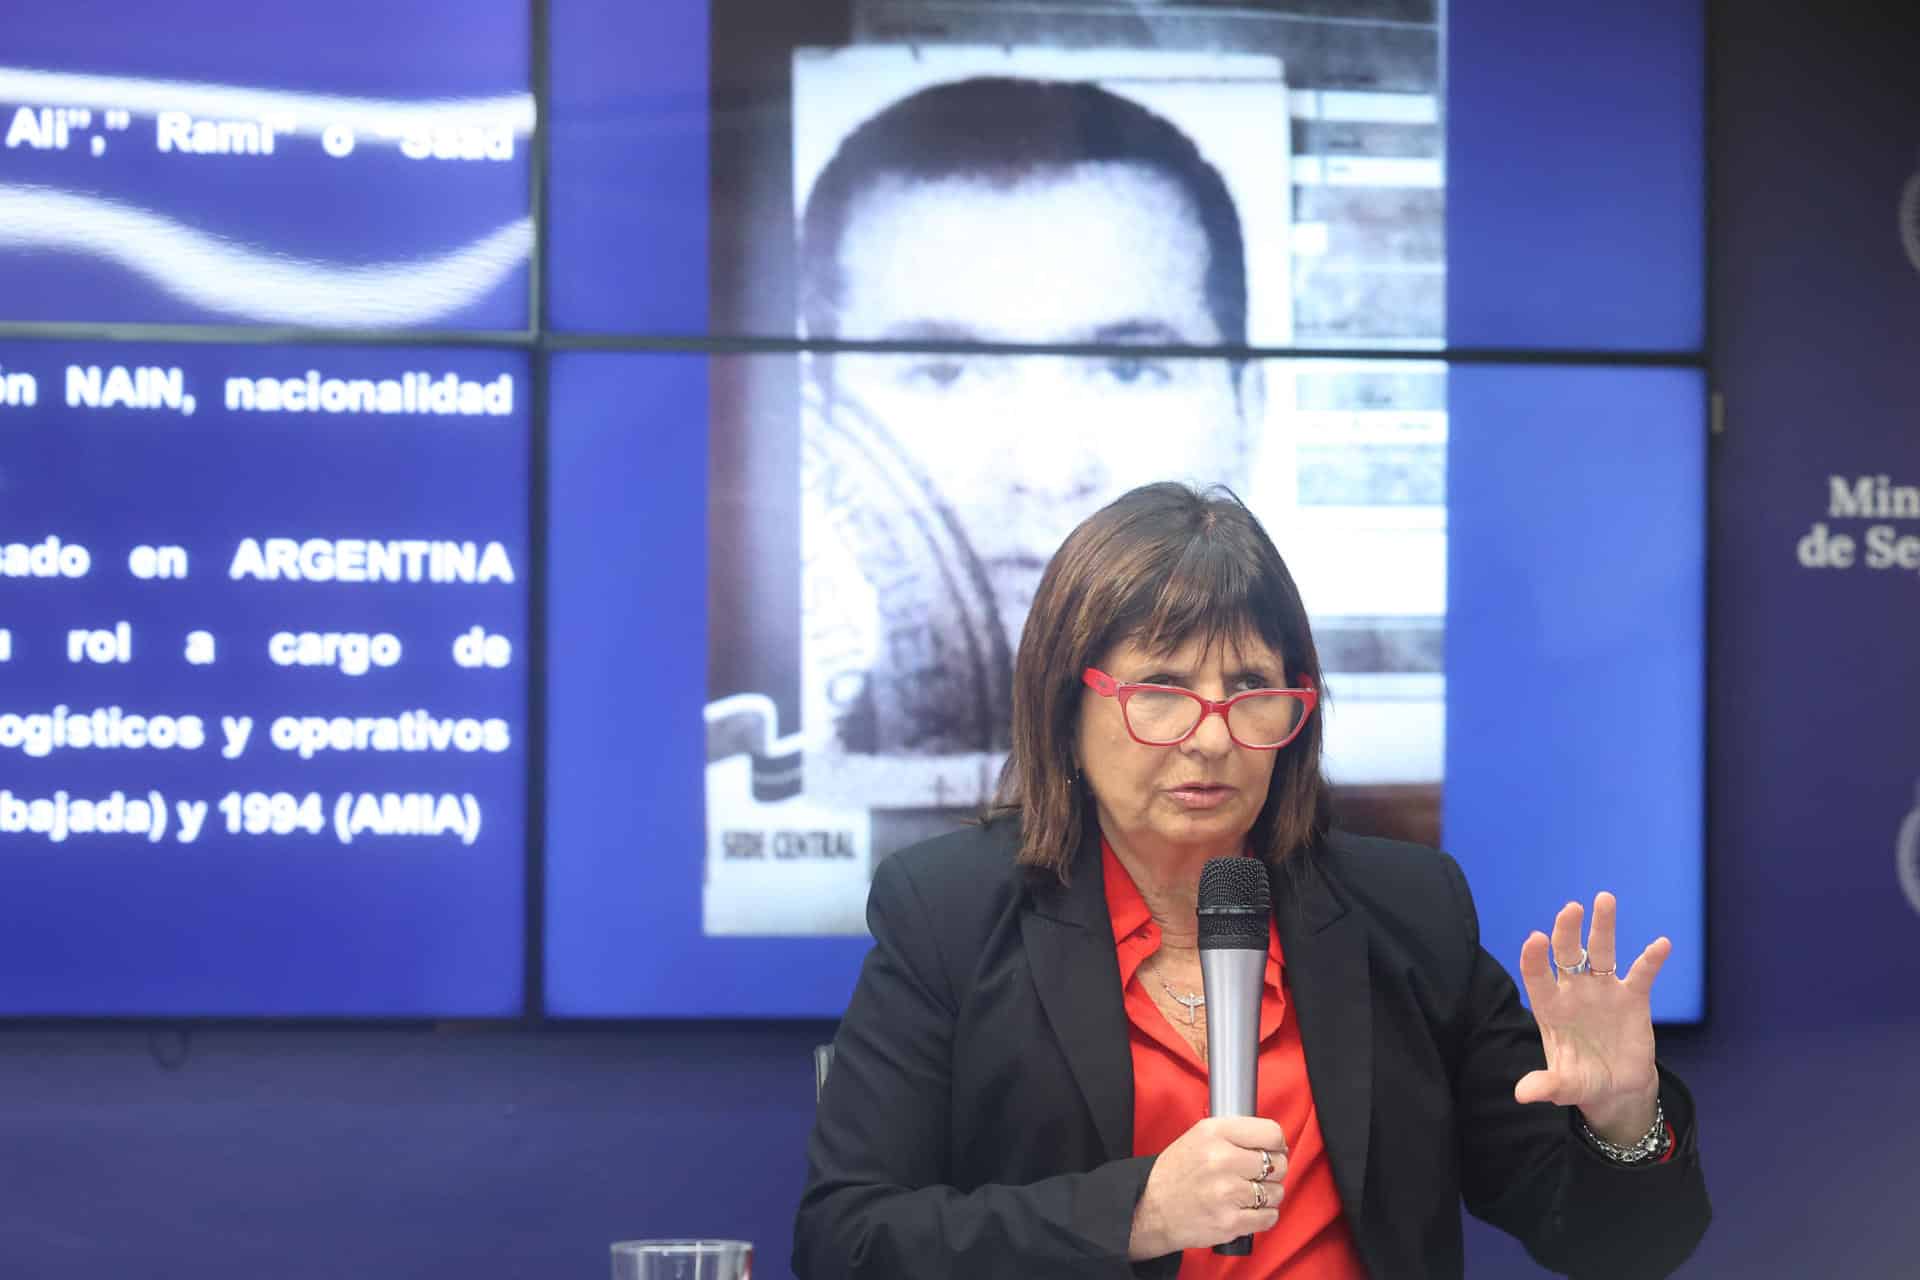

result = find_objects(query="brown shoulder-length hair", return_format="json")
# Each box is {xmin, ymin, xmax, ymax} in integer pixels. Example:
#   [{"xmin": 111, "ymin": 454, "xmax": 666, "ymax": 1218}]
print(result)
[{"xmin": 990, "ymin": 482, "xmax": 1331, "ymax": 880}]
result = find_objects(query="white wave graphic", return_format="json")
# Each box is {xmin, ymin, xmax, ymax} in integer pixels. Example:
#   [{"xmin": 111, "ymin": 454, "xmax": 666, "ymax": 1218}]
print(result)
[
  {"xmin": 0, "ymin": 67, "xmax": 533, "ymax": 138},
  {"xmin": 0, "ymin": 186, "xmax": 529, "ymax": 325}
]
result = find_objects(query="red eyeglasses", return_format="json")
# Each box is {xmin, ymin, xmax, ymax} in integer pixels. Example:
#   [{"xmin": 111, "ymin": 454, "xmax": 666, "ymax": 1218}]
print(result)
[{"xmin": 1082, "ymin": 667, "xmax": 1317, "ymax": 750}]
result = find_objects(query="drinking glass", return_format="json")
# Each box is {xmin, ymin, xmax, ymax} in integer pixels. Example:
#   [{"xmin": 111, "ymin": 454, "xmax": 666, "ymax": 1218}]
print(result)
[{"xmin": 610, "ymin": 1239, "xmax": 752, "ymax": 1280}]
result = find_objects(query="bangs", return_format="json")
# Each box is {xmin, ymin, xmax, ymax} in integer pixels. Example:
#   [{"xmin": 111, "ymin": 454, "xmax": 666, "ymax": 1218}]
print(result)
[{"xmin": 1104, "ymin": 519, "xmax": 1295, "ymax": 667}]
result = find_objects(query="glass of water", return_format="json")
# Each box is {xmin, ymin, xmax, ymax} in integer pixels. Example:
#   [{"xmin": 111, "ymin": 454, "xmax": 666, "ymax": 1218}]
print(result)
[{"xmin": 610, "ymin": 1239, "xmax": 752, "ymax": 1280}]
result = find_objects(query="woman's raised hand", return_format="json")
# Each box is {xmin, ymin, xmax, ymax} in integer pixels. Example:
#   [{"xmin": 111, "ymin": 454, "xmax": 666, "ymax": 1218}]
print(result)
[
  {"xmin": 1514, "ymin": 891, "xmax": 1670, "ymax": 1144},
  {"xmin": 1127, "ymin": 1115, "xmax": 1288, "ymax": 1260}
]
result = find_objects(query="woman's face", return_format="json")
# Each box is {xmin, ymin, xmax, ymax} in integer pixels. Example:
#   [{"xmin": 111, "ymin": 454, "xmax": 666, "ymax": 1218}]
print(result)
[{"xmin": 1076, "ymin": 629, "xmax": 1287, "ymax": 857}]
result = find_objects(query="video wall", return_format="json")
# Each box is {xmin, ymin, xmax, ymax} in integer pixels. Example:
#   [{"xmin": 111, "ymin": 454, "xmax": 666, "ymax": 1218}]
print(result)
[{"xmin": 0, "ymin": 0, "xmax": 1704, "ymax": 1020}]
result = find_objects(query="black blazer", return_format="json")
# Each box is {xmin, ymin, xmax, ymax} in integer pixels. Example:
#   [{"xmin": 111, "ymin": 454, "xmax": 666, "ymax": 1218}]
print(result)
[{"xmin": 795, "ymin": 821, "xmax": 1709, "ymax": 1278}]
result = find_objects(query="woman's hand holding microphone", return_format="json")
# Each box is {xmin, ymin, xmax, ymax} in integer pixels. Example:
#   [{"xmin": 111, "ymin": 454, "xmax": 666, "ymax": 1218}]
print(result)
[{"xmin": 1127, "ymin": 1116, "xmax": 1288, "ymax": 1260}]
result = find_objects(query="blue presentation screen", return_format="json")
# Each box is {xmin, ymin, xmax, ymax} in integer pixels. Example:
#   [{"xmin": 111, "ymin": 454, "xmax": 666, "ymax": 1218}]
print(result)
[
  {"xmin": 544, "ymin": 0, "xmax": 707, "ymax": 336},
  {"xmin": 548, "ymin": 0, "xmax": 1702, "ymax": 354},
  {"xmin": 1449, "ymin": 0, "xmax": 1705, "ymax": 351},
  {"xmin": 0, "ymin": 0, "xmax": 1706, "ymax": 1021},
  {"xmin": 1446, "ymin": 366, "xmax": 1705, "ymax": 1022},
  {"xmin": 548, "ymin": 0, "xmax": 1447, "ymax": 348},
  {"xmin": 0, "ymin": 0, "xmax": 532, "ymax": 330},
  {"xmin": 0, "ymin": 341, "xmax": 528, "ymax": 1016},
  {"xmin": 544, "ymin": 353, "xmax": 1704, "ymax": 1022}
]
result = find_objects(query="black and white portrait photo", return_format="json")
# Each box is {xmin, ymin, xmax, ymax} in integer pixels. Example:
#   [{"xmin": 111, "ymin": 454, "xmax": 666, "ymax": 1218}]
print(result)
[{"xmin": 703, "ymin": 0, "xmax": 1446, "ymax": 935}]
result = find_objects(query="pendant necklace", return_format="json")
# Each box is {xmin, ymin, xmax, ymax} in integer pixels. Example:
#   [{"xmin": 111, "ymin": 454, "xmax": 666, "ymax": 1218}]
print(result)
[{"xmin": 1159, "ymin": 978, "xmax": 1206, "ymax": 1025}]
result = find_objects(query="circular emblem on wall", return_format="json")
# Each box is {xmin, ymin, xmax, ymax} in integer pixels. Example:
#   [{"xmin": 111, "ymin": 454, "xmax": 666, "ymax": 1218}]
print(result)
[
  {"xmin": 1899, "ymin": 780, "xmax": 1920, "ymax": 918},
  {"xmin": 1902, "ymin": 164, "xmax": 1920, "ymax": 277}
]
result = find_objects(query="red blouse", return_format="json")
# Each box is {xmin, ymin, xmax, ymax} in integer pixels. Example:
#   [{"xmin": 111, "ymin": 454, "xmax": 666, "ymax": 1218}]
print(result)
[{"xmin": 1103, "ymin": 839, "xmax": 1368, "ymax": 1279}]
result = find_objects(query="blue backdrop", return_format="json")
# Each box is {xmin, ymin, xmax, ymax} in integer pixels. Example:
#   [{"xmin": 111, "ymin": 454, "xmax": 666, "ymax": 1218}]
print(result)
[{"xmin": 42, "ymin": 3, "xmax": 1920, "ymax": 1279}]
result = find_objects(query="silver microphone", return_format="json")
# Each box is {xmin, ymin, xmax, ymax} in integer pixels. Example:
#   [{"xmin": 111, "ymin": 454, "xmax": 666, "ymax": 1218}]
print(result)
[{"xmin": 1198, "ymin": 856, "xmax": 1271, "ymax": 1257}]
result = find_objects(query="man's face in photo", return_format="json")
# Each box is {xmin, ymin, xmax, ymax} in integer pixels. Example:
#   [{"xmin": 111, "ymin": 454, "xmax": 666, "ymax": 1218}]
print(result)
[{"xmin": 815, "ymin": 158, "xmax": 1260, "ymax": 624}]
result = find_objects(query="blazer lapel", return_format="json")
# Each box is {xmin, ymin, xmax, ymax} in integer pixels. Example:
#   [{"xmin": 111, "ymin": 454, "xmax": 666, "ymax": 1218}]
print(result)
[
  {"xmin": 1021, "ymin": 840, "xmax": 1134, "ymax": 1163},
  {"xmin": 1272, "ymin": 856, "xmax": 1373, "ymax": 1239}
]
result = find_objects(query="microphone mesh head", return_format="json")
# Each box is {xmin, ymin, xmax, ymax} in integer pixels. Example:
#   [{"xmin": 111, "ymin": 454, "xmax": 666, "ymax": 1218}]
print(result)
[{"xmin": 1197, "ymin": 857, "xmax": 1270, "ymax": 949}]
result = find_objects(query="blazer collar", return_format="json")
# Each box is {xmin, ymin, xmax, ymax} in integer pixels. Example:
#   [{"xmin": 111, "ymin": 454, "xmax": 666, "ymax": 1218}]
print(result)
[
  {"xmin": 1020, "ymin": 824, "xmax": 1134, "ymax": 1162},
  {"xmin": 1271, "ymin": 848, "xmax": 1374, "ymax": 1252}
]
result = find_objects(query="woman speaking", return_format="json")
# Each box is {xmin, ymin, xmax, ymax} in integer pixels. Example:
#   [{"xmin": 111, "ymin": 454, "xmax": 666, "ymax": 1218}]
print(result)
[{"xmin": 795, "ymin": 483, "xmax": 1709, "ymax": 1278}]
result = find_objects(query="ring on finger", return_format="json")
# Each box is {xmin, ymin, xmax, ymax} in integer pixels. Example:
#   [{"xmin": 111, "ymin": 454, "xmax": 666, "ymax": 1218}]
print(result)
[
  {"xmin": 1247, "ymin": 1180, "xmax": 1268, "ymax": 1211},
  {"xmin": 1257, "ymin": 1149, "xmax": 1274, "ymax": 1181},
  {"xmin": 1556, "ymin": 945, "xmax": 1589, "ymax": 977},
  {"xmin": 1587, "ymin": 964, "xmax": 1617, "ymax": 978}
]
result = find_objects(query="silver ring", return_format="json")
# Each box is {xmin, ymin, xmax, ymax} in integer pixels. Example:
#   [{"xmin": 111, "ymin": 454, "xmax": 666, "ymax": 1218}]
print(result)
[
  {"xmin": 1257, "ymin": 1149, "xmax": 1274, "ymax": 1181},
  {"xmin": 1556, "ymin": 946, "xmax": 1589, "ymax": 977},
  {"xmin": 1248, "ymin": 1180, "xmax": 1268, "ymax": 1211}
]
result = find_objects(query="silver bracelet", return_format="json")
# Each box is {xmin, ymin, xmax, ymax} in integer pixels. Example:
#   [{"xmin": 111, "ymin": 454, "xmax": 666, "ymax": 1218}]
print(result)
[{"xmin": 1577, "ymin": 1096, "xmax": 1669, "ymax": 1165}]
